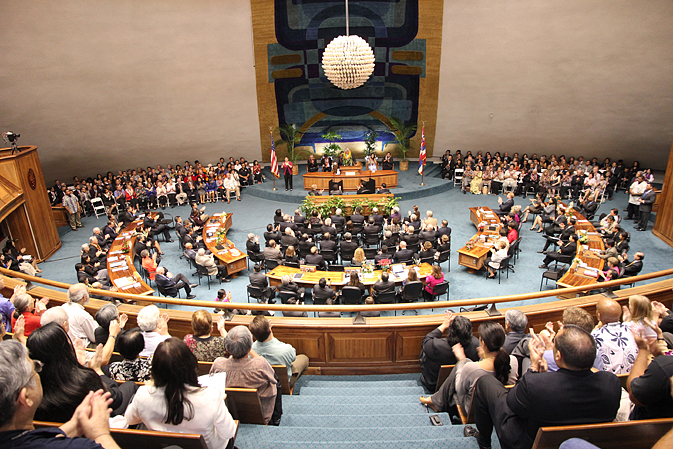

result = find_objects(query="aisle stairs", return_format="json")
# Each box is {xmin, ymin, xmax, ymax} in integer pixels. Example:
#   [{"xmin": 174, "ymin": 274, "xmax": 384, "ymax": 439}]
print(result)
[{"xmin": 234, "ymin": 374, "xmax": 500, "ymax": 449}]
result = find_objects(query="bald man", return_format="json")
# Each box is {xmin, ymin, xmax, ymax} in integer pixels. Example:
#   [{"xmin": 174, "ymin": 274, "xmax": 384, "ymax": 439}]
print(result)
[{"xmin": 591, "ymin": 298, "xmax": 638, "ymax": 374}]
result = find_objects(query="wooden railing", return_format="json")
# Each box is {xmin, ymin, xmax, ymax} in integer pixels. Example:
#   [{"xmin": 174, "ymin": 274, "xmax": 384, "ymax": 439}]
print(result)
[{"xmin": 3, "ymin": 266, "xmax": 672, "ymax": 375}]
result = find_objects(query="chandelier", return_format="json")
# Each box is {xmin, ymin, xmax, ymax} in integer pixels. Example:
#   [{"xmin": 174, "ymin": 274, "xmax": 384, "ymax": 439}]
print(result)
[{"xmin": 321, "ymin": 0, "xmax": 375, "ymax": 90}]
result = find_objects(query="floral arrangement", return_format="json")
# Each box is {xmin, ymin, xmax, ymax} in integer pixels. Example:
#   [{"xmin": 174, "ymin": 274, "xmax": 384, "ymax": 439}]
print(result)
[
  {"xmin": 578, "ymin": 230, "xmax": 589, "ymax": 244},
  {"xmin": 215, "ymin": 228, "xmax": 228, "ymax": 245},
  {"xmin": 379, "ymin": 259, "xmax": 392, "ymax": 271},
  {"xmin": 466, "ymin": 240, "xmax": 475, "ymax": 250},
  {"xmin": 121, "ymin": 239, "xmax": 130, "ymax": 254},
  {"xmin": 361, "ymin": 261, "xmax": 374, "ymax": 274}
]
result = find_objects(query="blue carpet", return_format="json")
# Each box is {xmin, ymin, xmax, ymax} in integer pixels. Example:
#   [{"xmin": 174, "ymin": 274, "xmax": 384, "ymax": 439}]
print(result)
[
  {"xmin": 37, "ymin": 164, "xmax": 672, "ymax": 316},
  {"xmin": 235, "ymin": 375, "xmax": 500, "ymax": 449}
]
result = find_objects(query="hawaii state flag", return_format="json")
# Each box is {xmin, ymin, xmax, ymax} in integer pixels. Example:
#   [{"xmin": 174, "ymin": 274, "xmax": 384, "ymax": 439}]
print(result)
[
  {"xmin": 270, "ymin": 130, "xmax": 280, "ymax": 178},
  {"xmin": 418, "ymin": 125, "xmax": 426, "ymax": 175}
]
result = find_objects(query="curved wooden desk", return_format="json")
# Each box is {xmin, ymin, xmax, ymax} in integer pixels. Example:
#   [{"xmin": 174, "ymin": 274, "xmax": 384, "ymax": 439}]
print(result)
[
  {"xmin": 555, "ymin": 209, "xmax": 605, "ymax": 293},
  {"xmin": 457, "ymin": 207, "xmax": 503, "ymax": 271},
  {"xmin": 202, "ymin": 213, "xmax": 247, "ymax": 276},
  {"xmin": 266, "ymin": 263, "xmax": 433, "ymax": 290},
  {"xmin": 303, "ymin": 169, "xmax": 398, "ymax": 191},
  {"xmin": 107, "ymin": 218, "xmax": 153, "ymax": 296}
]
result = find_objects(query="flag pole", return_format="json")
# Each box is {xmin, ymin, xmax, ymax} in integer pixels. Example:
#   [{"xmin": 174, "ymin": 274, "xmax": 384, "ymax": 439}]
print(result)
[
  {"xmin": 419, "ymin": 120, "xmax": 426, "ymax": 186},
  {"xmin": 269, "ymin": 127, "xmax": 278, "ymax": 191}
]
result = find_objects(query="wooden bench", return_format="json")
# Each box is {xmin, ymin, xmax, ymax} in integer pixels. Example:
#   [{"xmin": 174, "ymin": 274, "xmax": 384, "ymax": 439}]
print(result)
[
  {"xmin": 225, "ymin": 387, "xmax": 267, "ymax": 425},
  {"xmin": 34, "ymin": 420, "xmax": 239, "ymax": 449},
  {"xmin": 531, "ymin": 418, "xmax": 673, "ymax": 449},
  {"xmin": 435, "ymin": 364, "xmax": 455, "ymax": 393}
]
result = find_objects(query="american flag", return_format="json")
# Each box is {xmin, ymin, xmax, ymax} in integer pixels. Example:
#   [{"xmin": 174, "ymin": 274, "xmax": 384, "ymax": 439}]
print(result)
[
  {"xmin": 270, "ymin": 130, "xmax": 280, "ymax": 179},
  {"xmin": 418, "ymin": 125, "xmax": 426, "ymax": 175}
]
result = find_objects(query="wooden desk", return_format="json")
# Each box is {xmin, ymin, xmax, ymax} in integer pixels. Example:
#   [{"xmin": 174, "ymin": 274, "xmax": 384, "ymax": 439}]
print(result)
[
  {"xmin": 107, "ymin": 219, "xmax": 154, "ymax": 296},
  {"xmin": 303, "ymin": 170, "xmax": 398, "ymax": 191},
  {"xmin": 556, "ymin": 210, "xmax": 605, "ymax": 293},
  {"xmin": 202, "ymin": 213, "xmax": 247, "ymax": 276},
  {"xmin": 267, "ymin": 263, "xmax": 433, "ymax": 290},
  {"xmin": 457, "ymin": 207, "xmax": 503, "ymax": 272}
]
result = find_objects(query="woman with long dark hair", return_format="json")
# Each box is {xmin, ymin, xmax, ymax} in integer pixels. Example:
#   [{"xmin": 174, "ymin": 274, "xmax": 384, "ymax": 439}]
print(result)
[
  {"xmin": 26, "ymin": 322, "xmax": 136, "ymax": 422},
  {"xmin": 125, "ymin": 338, "xmax": 236, "ymax": 447},
  {"xmin": 420, "ymin": 322, "xmax": 515, "ymax": 417}
]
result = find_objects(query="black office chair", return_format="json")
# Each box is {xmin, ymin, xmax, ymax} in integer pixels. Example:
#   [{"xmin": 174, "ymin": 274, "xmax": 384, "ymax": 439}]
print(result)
[
  {"xmin": 495, "ymin": 256, "xmax": 513, "ymax": 284},
  {"xmin": 340, "ymin": 286, "xmax": 363, "ymax": 305},
  {"xmin": 437, "ymin": 249, "xmax": 451, "ymax": 272},
  {"xmin": 195, "ymin": 263, "xmax": 217, "ymax": 289},
  {"xmin": 340, "ymin": 249, "xmax": 355, "ymax": 265},
  {"xmin": 264, "ymin": 259, "xmax": 280, "ymax": 272},
  {"xmin": 155, "ymin": 283, "xmax": 180, "ymax": 299},
  {"xmin": 246, "ymin": 285, "xmax": 265, "ymax": 303},
  {"xmin": 321, "ymin": 249, "xmax": 337, "ymax": 265},
  {"xmin": 426, "ymin": 281, "xmax": 450, "ymax": 307},
  {"xmin": 420, "ymin": 256, "xmax": 435, "ymax": 266},
  {"xmin": 278, "ymin": 291, "xmax": 298, "ymax": 305},
  {"xmin": 284, "ymin": 261, "xmax": 300, "ymax": 269},
  {"xmin": 540, "ymin": 264, "xmax": 568, "ymax": 291},
  {"xmin": 363, "ymin": 248, "xmax": 377, "ymax": 260},
  {"xmin": 247, "ymin": 251, "xmax": 265, "ymax": 270},
  {"xmin": 398, "ymin": 281, "xmax": 424, "ymax": 316},
  {"xmin": 363, "ymin": 233, "xmax": 380, "ymax": 248},
  {"xmin": 374, "ymin": 291, "xmax": 396, "ymax": 308}
]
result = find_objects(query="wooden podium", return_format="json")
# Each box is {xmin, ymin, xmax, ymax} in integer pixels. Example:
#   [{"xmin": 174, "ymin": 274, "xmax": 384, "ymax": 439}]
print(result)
[{"xmin": 0, "ymin": 146, "xmax": 61, "ymax": 262}]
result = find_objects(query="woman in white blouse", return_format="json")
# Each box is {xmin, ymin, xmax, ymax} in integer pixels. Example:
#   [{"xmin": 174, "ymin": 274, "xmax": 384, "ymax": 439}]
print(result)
[
  {"xmin": 486, "ymin": 240, "xmax": 508, "ymax": 279},
  {"xmin": 125, "ymin": 338, "xmax": 236, "ymax": 449}
]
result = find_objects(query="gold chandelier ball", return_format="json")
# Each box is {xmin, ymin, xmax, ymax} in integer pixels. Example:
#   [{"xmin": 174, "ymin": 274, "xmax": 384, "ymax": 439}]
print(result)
[{"xmin": 322, "ymin": 35, "xmax": 375, "ymax": 90}]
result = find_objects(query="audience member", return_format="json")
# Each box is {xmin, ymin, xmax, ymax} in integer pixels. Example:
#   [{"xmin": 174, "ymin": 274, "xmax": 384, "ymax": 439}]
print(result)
[{"xmin": 183, "ymin": 310, "xmax": 228, "ymax": 362}]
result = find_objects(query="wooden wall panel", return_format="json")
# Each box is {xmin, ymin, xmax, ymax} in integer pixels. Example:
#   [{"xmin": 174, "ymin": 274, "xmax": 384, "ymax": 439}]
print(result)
[
  {"xmin": 2, "ymin": 206, "xmax": 38, "ymax": 261},
  {"xmin": 653, "ymin": 140, "xmax": 673, "ymax": 247},
  {"xmin": 277, "ymin": 333, "xmax": 326, "ymax": 363},
  {"xmin": 395, "ymin": 329, "xmax": 428, "ymax": 362},
  {"xmin": 327, "ymin": 332, "xmax": 394, "ymax": 363}
]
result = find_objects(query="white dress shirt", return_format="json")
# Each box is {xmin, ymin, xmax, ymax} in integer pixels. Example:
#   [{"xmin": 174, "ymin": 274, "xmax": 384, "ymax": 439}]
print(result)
[{"xmin": 61, "ymin": 302, "xmax": 98, "ymax": 347}]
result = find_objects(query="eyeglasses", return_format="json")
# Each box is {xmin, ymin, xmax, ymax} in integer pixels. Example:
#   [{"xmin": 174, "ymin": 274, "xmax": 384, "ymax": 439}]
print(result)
[{"xmin": 16, "ymin": 359, "xmax": 43, "ymax": 399}]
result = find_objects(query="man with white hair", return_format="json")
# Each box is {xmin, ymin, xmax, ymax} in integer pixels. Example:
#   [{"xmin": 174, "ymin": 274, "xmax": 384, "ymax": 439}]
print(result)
[
  {"xmin": 40, "ymin": 306, "xmax": 70, "ymax": 334},
  {"xmin": 93, "ymin": 226, "xmax": 112, "ymax": 250},
  {"xmin": 62, "ymin": 283, "xmax": 98, "ymax": 347},
  {"xmin": 423, "ymin": 210, "xmax": 438, "ymax": 228},
  {"xmin": 195, "ymin": 248, "xmax": 230, "ymax": 282},
  {"xmin": 329, "ymin": 208, "xmax": 345, "ymax": 227},
  {"xmin": 137, "ymin": 304, "xmax": 171, "ymax": 357},
  {"xmin": 503, "ymin": 309, "xmax": 528, "ymax": 354}
]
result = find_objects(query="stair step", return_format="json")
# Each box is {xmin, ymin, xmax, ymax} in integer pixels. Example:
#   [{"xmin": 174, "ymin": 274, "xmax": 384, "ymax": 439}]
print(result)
[
  {"xmin": 280, "ymin": 413, "xmax": 452, "ymax": 428},
  {"xmin": 235, "ymin": 425, "xmax": 467, "ymax": 444},
  {"xmin": 283, "ymin": 394, "xmax": 424, "ymax": 405},
  {"xmin": 299, "ymin": 386, "xmax": 425, "ymax": 396},
  {"xmin": 283, "ymin": 402, "xmax": 428, "ymax": 415},
  {"xmin": 301, "ymin": 380, "xmax": 421, "ymax": 388},
  {"xmin": 240, "ymin": 438, "xmax": 482, "ymax": 449}
]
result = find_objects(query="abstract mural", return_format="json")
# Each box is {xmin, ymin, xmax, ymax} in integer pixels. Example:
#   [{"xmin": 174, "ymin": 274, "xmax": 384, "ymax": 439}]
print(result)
[{"xmin": 252, "ymin": 0, "xmax": 443, "ymax": 159}]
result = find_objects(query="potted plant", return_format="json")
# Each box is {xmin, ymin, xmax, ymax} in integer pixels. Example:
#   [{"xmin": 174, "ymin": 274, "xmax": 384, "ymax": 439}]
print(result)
[
  {"xmin": 363, "ymin": 130, "xmax": 378, "ymax": 158},
  {"xmin": 385, "ymin": 116, "xmax": 417, "ymax": 171},
  {"xmin": 276, "ymin": 124, "xmax": 307, "ymax": 175},
  {"xmin": 321, "ymin": 131, "xmax": 342, "ymax": 160}
]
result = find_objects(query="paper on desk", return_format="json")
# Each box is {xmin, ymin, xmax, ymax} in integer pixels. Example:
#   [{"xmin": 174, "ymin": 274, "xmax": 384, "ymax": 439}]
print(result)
[
  {"xmin": 583, "ymin": 270, "xmax": 599, "ymax": 278},
  {"xmin": 110, "ymin": 261, "xmax": 126, "ymax": 268},
  {"xmin": 111, "ymin": 267, "xmax": 128, "ymax": 273},
  {"xmin": 113, "ymin": 277, "xmax": 135, "ymax": 288},
  {"xmin": 109, "ymin": 250, "xmax": 122, "ymax": 255},
  {"xmin": 108, "ymin": 256, "xmax": 118, "ymax": 262}
]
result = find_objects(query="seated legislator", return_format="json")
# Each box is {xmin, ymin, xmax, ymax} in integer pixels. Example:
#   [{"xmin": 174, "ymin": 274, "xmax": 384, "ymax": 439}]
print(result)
[
  {"xmin": 211, "ymin": 326, "xmax": 281, "ymax": 425},
  {"xmin": 466, "ymin": 326, "xmax": 621, "ymax": 449},
  {"xmin": 305, "ymin": 246, "xmax": 327, "ymax": 271},
  {"xmin": 495, "ymin": 192, "xmax": 515, "ymax": 216},
  {"xmin": 307, "ymin": 155, "xmax": 320, "ymax": 172},
  {"xmin": 420, "ymin": 311, "xmax": 480, "ymax": 392},
  {"xmin": 154, "ymin": 267, "xmax": 196, "ymax": 299}
]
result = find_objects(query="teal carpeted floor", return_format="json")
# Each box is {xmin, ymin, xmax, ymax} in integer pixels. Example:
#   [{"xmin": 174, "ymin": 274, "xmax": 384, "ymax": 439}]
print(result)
[
  {"xmin": 38, "ymin": 161, "xmax": 672, "ymax": 315},
  {"xmin": 235, "ymin": 374, "xmax": 500, "ymax": 449}
]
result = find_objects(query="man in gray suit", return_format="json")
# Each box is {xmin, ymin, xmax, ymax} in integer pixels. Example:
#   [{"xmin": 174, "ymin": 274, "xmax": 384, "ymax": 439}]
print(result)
[{"xmin": 249, "ymin": 264, "xmax": 275, "ymax": 301}]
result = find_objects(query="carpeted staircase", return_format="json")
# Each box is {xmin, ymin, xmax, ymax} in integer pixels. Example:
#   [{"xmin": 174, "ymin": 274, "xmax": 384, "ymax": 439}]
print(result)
[{"xmin": 235, "ymin": 374, "xmax": 499, "ymax": 449}]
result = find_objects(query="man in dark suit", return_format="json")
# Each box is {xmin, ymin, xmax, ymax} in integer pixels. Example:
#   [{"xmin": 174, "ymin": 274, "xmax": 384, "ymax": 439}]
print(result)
[
  {"xmin": 393, "ymin": 241, "xmax": 416, "ymax": 263},
  {"xmin": 293, "ymin": 209, "xmax": 306, "ymax": 225},
  {"xmin": 143, "ymin": 212, "xmax": 173, "ymax": 242},
  {"xmin": 312, "ymin": 277, "xmax": 335, "ymax": 304},
  {"xmin": 503, "ymin": 309, "xmax": 528, "ymax": 354},
  {"xmin": 622, "ymin": 252, "xmax": 644, "ymax": 277},
  {"xmin": 540, "ymin": 234, "xmax": 577, "ymax": 268},
  {"xmin": 319, "ymin": 233, "xmax": 337, "ymax": 252},
  {"xmin": 637, "ymin": 184, "xmax": 656, "ymax": 231},
  {"xmin": 264, "ymin": 224, "xmax": 281, "ymax": 246},
  {"xmin": 340, "ymin": 232, "xmax": 358, "ymax": 255},
  {"xmin": 329, "ymin": 209, "xmax": 345, "ymax": 227},
  {"xmin": 305, "ymin": 246, "xmax": 326, "ymax": 271},
  {"xmin": 370, "ymin": 208, "xmax": 384, "ymax": 225},
  {"xmin": 436, "ymin": 220, "xmax": 451, "ymax": 239},
  {"xmin": 350, "ymin": 207, "xmax": 365, "ymax": 226},
  {"xmin": 467, "ymin": 326, "xmax": 621, "ymax": 449},
  {"xmin": 119, "ymin": 205, "xmax": 137, "ymax": 228},
  {"xmin": 400, "ymin": 225, "xmax": 419, "ymax": 247},
  {"xmin": 320, "ymin": 218, "xmax": 337, "ymax": 237},
  {"xmin": 418, "ymin": 225, "xmax": 437, "ymax": 247},
  {"xmin": 374, "ymin": 245, "xmax": 394, "ymax": 264},
  {"xmin": 496, "ymin": 192, "xmax": 515, "ymax": 216},
  {"xmin": 280, "ymin": 228, "xmax": 299, "ymax": 248},
  {"xmin": 297, "ymin": 234, "xmax": 314, "ymax": 257},
  {"xmin": 246, "ymin": 233, "xmax": 264, "ymax": 259},
  {"xmin": 375, "ymin": 183, "xmax": 391, "ymax": 194},
  {"xmin": 154, "ymin": 266, "xmax": 196, "ymax": 299},
  {"xmin": 579, "ymin": 194, "xmax": 600, "ymax": 219},
  {"xmin": 371, "ymin": 272, "xmax": 396, "ymax": 298},
  {"xmin": 249, "ymin": 264, "xmax": 275, "ymax": 300},
  {"xmin": 363, "ymin": 218, "xmax": 381, "ymax": 235},
  {"xmin": 75, "ymin": 263, "xmax": 97, "ymax": 285},
  {"xmin": 175, "ymin": 216, "xmax": 188, "ymax": 241},
  {"xmin": 541, "ymin": 217, "xmax": 574, "ymax": 252},
  {"xmin": 279, "ymin": 214, "xmax": 298, "ymax": 234}
]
